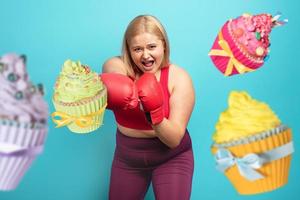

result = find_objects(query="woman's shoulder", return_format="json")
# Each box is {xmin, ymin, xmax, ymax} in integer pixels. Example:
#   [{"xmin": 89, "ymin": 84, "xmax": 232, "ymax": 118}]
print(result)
[
  {"xmin": 102, "ymin": 56, "xmax": 127, "ymax": 74},
  {"xmin": 169, "ymin": 64, "xmax": 192, "ymax": 81},
  {"xmin": 168, "ymin": 64, "xmax": 193, "ymax": 92}
]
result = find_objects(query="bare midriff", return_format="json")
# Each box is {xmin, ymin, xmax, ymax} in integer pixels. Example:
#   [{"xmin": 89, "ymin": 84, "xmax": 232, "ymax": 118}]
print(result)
[{"xmin": 117, "ymin": 123, "xmax": 156, "ymax": 138}]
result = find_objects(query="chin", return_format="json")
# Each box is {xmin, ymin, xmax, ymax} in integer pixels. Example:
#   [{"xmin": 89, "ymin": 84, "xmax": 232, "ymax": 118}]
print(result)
[
  {"xmin": 143, "ymin": 65, "xmax": 160, "ymax": 73},
  {"xmin": 143, "ymin": 68, "xmax": 154, "ymax": 72}
]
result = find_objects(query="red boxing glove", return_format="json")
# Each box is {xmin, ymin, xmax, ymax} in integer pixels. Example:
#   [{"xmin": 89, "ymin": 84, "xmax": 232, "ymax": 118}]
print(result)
[
  {"xmin": 100, "ymin": 73, "xmax": 138, "ymax": 110},
  {"xmin": 136, "ymin": 73, "xmax": 164, "ymax": 125}
]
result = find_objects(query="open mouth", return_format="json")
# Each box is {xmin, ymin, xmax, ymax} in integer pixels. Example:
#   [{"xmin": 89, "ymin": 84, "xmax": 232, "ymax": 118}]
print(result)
[{"xmin": 141, "ymin": 60, "xmax": 154, "ymax": 68}]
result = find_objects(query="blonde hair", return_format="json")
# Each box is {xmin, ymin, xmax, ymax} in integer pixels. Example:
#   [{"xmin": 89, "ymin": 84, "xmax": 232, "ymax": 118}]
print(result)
[{"xmin": 121, "ymin": 15, "xmax": 170, "ymax": 78}]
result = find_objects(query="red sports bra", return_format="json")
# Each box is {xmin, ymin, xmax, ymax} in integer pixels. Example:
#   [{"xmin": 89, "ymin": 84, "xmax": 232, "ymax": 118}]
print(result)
[{"xmin": 113, "ymin": 65, "xmax": 171, "ymax": 130}]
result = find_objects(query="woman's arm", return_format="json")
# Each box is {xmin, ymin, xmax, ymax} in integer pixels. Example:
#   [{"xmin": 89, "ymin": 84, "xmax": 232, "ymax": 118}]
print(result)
[
  {"xmin": 153, "ymin": 65, "xmax": 195, "ymax": 148},
  {"xmin": 101, "ymin": 57, "xmax": 139, "ymax": 110}
]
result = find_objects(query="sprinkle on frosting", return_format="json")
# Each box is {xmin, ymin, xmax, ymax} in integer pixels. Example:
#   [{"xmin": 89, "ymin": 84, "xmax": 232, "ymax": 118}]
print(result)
[
  {"xmin": 229, "ymin": 13, "xmax": 287, "ymax": 60},
  {"xmin": 53, "ymin": 59, "xmax": 104, "ymax": 103},
  {"xmin": 0, "ymin": 53, "xmax": 48, "ymax": 124}
]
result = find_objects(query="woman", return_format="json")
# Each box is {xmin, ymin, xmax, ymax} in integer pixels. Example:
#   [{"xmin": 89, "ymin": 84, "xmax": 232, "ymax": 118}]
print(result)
[{"xmin": 100, "ymin": 15, "xmax": 195, "ymax": 200}]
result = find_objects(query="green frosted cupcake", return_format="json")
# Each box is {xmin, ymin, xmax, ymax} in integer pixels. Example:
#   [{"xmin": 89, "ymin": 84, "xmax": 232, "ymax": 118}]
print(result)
[{"xmin": 52, "ymin": 59, "xmax": 107, "ymax": 134}]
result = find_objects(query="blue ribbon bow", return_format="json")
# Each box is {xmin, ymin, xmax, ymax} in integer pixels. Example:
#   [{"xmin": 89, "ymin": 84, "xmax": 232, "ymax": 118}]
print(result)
[{"xmin": 214, "ymin": 142, "xmax": 294, "ymax": 181}]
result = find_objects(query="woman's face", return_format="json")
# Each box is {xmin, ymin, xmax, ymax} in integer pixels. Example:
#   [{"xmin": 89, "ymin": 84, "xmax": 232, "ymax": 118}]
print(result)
[{"xmin": 129, "ymin": 32, "xmax": 165, "ymax": 74}]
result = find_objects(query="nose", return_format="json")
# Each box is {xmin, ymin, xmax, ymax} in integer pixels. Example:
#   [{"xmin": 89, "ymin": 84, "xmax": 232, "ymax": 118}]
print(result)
[{"xmin": 142, "ymin": 50, "xmax": 150, "ymax": 59}]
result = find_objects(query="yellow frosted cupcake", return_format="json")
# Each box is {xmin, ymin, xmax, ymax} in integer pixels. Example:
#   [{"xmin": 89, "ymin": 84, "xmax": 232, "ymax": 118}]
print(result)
[
  {"xmin": 52, "ymin": 59, "xmax": 107, "ymax": 134},
  {"xmin": 211, "ymin": 91, "xmax": 294, "ymax": 194}
]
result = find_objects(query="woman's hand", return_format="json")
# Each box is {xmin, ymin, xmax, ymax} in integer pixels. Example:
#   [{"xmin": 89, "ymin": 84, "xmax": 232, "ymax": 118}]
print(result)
[
  {"xmin": 101, "ymin": 57, "xmax": 138, "ymax": 110},
  {"xmin": 136, "ymin": 73, "xmax": 165, "ymax": 125},
  {"xmin": 151, "ymin": 66, "xmax": 195, "ymax": 149},
  {"xmin": 100, "ymin": 73, "xmax": 139, "ymax": 110}
]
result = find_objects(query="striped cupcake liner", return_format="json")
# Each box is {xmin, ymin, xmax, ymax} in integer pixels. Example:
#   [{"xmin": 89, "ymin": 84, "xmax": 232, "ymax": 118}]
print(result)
[
  {"xmin": 211, "ymin": 125, "xmax": 293, "ymax": 194},
  {"xmin": 53, "ymin": 88, "xmax": 107, "ymax": 134},
  {"xmin": 0, "ymin": 121, "xmax": 47, "ymax": 191},
  {"xmin": 209, "ymin": 21, "xmax": 264, "ymax": 76}
]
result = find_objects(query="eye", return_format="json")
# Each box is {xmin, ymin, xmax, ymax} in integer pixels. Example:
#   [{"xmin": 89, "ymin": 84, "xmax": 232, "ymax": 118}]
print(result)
[
  {"xmin": 149, "ymin": 45, "xmax": 156, "ymax": 49},
  {"xmin": 133, "ymin": 47, "xmax": 142, "ymax": 52}
]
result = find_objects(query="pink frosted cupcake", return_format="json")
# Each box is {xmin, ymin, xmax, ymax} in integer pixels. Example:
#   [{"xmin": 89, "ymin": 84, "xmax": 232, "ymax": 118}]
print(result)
[
  {"xmin": 0, "ymin": 53, "xmax": 48, "ymax": 191},
  {"xmin": 209, "ymin": 13, "xmax": 287, "ymax": 76}
]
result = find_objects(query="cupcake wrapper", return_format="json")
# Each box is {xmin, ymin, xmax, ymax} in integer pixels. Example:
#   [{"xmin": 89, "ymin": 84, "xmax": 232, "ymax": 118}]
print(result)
[
  {"xmin": 53, "ymin": 89, "xmax": 107, "ymax": 134},
  {"xmin": 209, "ymin": 21, "xmax": 264, "ymax": 76},
  {"xmin": 0, "ymin": 122, "xmax": 47, "ymax": 191},
  {"xmin": 212, "ymin": 127, "xmax": 293, "ymax": 195}
]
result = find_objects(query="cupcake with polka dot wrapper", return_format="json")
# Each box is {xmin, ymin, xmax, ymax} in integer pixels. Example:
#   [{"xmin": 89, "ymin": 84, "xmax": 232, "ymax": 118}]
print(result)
[
  {"xmin": 209, "ymin": 13, "xmax": 287, "ymax": 76},
  {"xmin": 52, "ymin": 59, "xmax": 107, "ymax": 134},
  {"xmin": 211, "ymin": 91, "xmax": 294, "ymax": 194},
  {"xmin": 0, "ymin": 53, "xmax": 48, "ymax": 191}
]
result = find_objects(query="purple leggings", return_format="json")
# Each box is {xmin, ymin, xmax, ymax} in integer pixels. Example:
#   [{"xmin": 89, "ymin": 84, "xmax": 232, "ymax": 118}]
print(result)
[{"xmin": 109, "ymin": 129, "xmax": 194, "ymax": 200}]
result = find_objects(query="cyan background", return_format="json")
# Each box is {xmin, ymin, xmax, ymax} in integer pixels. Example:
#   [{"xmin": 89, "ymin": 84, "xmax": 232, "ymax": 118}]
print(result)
[{"xmin": 0, "ymin": 0, "xmax": 299, "ymax": 199}]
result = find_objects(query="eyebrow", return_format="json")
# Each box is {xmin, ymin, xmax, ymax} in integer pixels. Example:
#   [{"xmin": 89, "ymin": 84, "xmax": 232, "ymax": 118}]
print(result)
[
  {"xmin": 147, "ymin": 43, "xmax": 157, "ymax": 46},
  {"xmin": 131, "ymin": 43, "xmax": 157, "ymax": 48}
]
